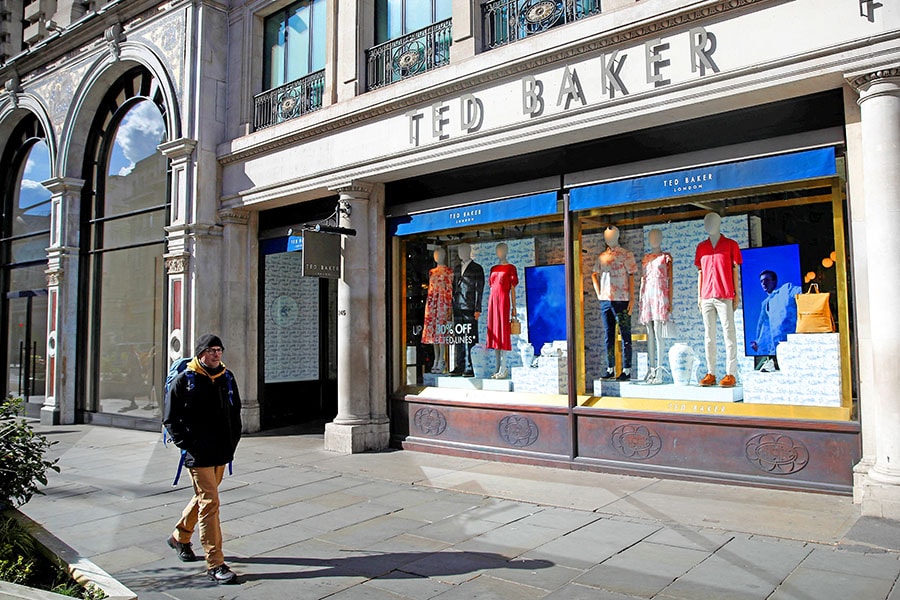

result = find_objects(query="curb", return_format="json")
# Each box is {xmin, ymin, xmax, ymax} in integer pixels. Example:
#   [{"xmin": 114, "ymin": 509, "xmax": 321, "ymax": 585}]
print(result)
[{"xmin": 8, "ymin": 510, "xmax": 137, "ymax": 600}]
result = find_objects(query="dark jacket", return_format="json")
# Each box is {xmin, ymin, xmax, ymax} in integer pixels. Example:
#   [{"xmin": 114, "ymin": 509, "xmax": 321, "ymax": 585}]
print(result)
[
  {"xmin": 453, "ymin": 260, "xmax": 485, "ymax": 314},
  {"xmin": 163, "ymin": 359, "xmax": 242, "ymax": 468}
]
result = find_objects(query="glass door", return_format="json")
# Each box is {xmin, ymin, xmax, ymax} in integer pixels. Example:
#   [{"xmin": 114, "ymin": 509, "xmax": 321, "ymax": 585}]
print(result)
[{"xmin": 5, "ymin": 289, "xmax": 47, "ymax": 408}]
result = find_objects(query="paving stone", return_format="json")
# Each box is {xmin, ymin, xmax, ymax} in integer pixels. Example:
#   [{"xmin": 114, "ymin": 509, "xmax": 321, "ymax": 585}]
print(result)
[
  {"xmin": 514, "ymin": 507, "xmax": 603, "ymax": 533},
  {"xmin": 452, "ymin": 521, "xmax": 567, "ymax": 559},
  {"xmin": 645, "ymin": 526, "xmax": 734, "ymax": 552},
  {"xmin": 412, "ymin": 515, "xmax": 503, "ymax": 544},
  {"xmin": 364, "ymin": 533, "xmax": 450, "ymax": 555},
  {"xmin": 659, "ymin": 536, "xmax": 811, "ymax": 600},
  {"xmin": 325, "ymin": 583, "xmax": 410, "ymax": 599},
  {"xmin": 319, "ymin": 515, "xmax": 432, "ymax": 550},
  {"xmin": 295, "ymin": 501, "xmax": 400, "ymax": 534},
  {"xmin": 365, "ymin": 571, "xmax": 453, "ymax": 600},
  {"xmin": 401, "ymin": 550, "xmax": 511, "ymax": 585},
  {"xmin": 393, "ymin": 498, "xmax": 483, "ymax": 523},
  {"xmin": 770, "ymin": 567, "xmax": 895, "ymax": 600},
  {"xmin": 799, "ymin": 547, "xmax": 900, "ymax": 581},
  {"xmin": 430, "ymin": 574, "xmax": 545, "ymax": 599},
  {"xmin": 489, "ymin": 559, "xmax": 583, "ymax": 591},
  {"xmin": 543, "ymin": 583, "xmax": 643, "ymax": 600},
  {"xmin": 522, "ymin": 518, "xmax": 660, "ymax": 569},
  {"xmin": 90, "ymin": 544, "xmax": 167, "ymax": 574},
  {"xmin": 575, "ymin": 541, "xmax": 710, "ymax": 597}
]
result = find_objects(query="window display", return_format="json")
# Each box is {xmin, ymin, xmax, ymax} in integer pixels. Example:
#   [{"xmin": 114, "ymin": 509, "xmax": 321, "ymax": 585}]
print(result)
[{"xmin": 639, "ymin": 229, "xmax": 673, "ymax": 385}]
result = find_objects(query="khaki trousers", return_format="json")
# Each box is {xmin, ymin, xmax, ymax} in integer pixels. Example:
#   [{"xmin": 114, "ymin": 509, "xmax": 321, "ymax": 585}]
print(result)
[
  {"xmin": 172, "ymin": 465, "xmax": 226, "ymax": 569},
  {"xmin": 701, "ymin": 298, "xmax": 738, "ymax": 377}
]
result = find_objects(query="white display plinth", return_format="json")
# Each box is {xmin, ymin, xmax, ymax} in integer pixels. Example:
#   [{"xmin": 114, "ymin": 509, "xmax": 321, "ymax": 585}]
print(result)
[
  {"xmin": 595, "ymin": 379, "xmax": 744, "ymax": 402},
  {"xmin": 482, "ymin": 378, "xmax": 514, "ymax": 392},
  {"xmin": 436, "ymin": 376, "xmax": 482, "ymax": 390},
  {"xmin": 743, "ymin": 333, "xmax": 842, "ymax": 406},
  {"xmin": 511, "ymin": 355, "xmax": 568, "ymax": 394}
]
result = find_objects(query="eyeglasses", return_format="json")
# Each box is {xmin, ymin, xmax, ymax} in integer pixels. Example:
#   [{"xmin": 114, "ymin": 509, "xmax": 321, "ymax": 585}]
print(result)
[{"xmin": 206, "ymin": 347, "xmax": 224, "ymax": 355}]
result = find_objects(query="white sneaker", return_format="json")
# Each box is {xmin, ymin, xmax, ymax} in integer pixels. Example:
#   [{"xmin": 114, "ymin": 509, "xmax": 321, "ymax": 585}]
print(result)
[{"xmin": 491, "ymin": 367, "xmax": 509, "ymax": 379}]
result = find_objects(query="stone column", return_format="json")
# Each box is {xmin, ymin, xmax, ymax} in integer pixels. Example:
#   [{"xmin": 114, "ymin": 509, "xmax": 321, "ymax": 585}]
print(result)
[
  {"xmin": 852, "ymin": 68, "xmax": 900, "ymax": 518},
  {"xmin": 219, "ymin": 208, "xmax": 260, "ymax": 433},
  {"xmin": 451, "ymin": 0, "xmax": 478, "ymax": 62},
  {"xmin": 41, "ymin": 177, "xmax": 84, "ymax": 425},
  {"xmin": 324, "ymin": 182, "xmax": 390, "ymax": 453}
]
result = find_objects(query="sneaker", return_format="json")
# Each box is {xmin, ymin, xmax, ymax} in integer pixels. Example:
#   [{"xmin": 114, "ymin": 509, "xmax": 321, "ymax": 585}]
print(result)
[
  {"xmin": 719, "ymin": 374, "xmax": 737, "ymax": 388},
  {"xmin": 699, "ymin": 373, "xmax": 716, "ymax": 387},
  {"xmin": 207, "ymin": 564, "xmax": 237, "ymax": 585},
  {"xmin": 600, "ymin": 368, "xmax": 615, "ymax": 380},
  {"xmin": 615, "ymin": 372, "xmax": 631, "ymax": 381},
  {"xmin": 759, "ymin": 358, "xmax": 777, "ymax": 372},
  {"xmin": 166, "ymin": 536, "xmax": 197, "ymax": 562}
]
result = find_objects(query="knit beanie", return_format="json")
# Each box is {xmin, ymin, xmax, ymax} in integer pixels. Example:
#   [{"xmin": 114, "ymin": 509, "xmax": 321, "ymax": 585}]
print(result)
[{"xmin": 195, "ymin": 334, "xmax": 224, "ymax": 357}]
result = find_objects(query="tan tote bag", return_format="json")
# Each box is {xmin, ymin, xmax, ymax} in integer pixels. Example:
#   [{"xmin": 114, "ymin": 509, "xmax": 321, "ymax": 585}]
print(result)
[{"xmin": 795, "ymin": 283, "xmax": 835, "ymax": 333}]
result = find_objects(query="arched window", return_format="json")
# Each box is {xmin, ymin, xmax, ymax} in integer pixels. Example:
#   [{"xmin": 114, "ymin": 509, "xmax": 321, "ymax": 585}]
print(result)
[
  {"xmin": 81, "ymin": 67, "xmax": 169, "ymax": 422},
  {"xmin": 0, "ymin": 115, "xmax": 51, "ymax": 408}
]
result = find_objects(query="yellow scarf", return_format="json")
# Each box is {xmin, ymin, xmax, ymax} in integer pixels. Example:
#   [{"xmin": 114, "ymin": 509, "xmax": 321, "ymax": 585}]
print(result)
[{"xmin": 187, "ymin": 357, "xmax": 227, "ymax": 382}]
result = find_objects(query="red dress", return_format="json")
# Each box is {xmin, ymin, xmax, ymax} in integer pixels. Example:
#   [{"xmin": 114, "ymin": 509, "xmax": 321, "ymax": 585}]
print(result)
[
  {"xmin": 422, "ymin": 265, "xmax": 453, "ymax": 344},
  {"xmin": 486, "ymin": 263, "xmax": 518, "ymax": 351}
]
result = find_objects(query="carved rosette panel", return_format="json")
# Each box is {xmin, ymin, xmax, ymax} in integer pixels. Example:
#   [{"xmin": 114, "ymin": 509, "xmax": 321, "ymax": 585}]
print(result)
[
  {"xmin": 165, "ymin": 256, "xmax": 187, "ymax": 275},
  {"xmin": 611, "ymin": 424, "xmax": 662, "ymax": 460},
  {"xmin": 498, "ymin": 414, "xmax": 539, "ymax": 447},
  {"xmin": 413, "ymin": 407, "xmax": 447, "ymax": 436},
  {"xmin": 745, "ymin": 433, "xmax": 810, "ymax": 475}
]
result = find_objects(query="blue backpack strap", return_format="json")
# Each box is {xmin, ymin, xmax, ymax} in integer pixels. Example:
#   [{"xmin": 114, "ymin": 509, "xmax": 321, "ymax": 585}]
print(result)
[{"xmin": 172, "ymin": 449, "xmax": 186, "ymax": 487}]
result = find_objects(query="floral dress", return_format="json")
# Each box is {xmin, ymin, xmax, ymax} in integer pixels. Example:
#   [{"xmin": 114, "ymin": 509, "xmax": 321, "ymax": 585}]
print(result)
[
  {"xmin": 640, "ymin": 252, "xmax": 672, "ymax": 324},
  {"xmin": 422, "ymin": 265, "xmax": 453, "ymax": 344},
  {"xmin": 486, "ymin": 263, "xmax": 519, "ymax": 351}
]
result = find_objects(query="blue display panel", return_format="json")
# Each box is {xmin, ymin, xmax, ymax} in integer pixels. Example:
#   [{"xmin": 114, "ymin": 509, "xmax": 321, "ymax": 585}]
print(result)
[{"xmin": 524, "ymin": 264, "xmax": 567, "ymax": 351}]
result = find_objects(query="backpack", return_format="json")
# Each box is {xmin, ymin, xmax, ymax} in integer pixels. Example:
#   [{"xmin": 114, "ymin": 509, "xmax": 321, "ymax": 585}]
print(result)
[{"xmin": 163, "ymin": 358, "xmax": 235, "ymax": 486}]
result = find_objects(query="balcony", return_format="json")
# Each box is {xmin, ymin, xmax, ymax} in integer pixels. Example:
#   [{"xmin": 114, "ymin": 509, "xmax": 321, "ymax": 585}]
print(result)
[
  {"xmin": 366, "ymin": 18, "xmax": 452, "ymax": 91},
  {"xmin": 253, "ymin": 69, "xmax": 325, "ymax": 131},
  {"xmin": 482, "ymin": 0, "xmax": 601, "ymax": 50}
]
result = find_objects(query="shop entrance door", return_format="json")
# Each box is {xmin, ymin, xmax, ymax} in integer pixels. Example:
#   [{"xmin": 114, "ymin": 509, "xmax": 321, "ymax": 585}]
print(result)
[{"xmin": 5, "ymin": 289, "xmax": 47, "ymax": 410}]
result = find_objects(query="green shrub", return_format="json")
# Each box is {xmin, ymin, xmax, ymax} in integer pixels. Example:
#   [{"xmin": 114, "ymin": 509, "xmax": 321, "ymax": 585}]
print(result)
[{"xmin": 0, "ymin": 396, "xmax": 59, "ymax": 508}]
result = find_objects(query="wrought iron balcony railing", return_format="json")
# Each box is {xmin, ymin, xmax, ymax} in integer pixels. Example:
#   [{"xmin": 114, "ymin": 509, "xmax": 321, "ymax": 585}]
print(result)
[
  {"xmin": 253, "ymin": 69, "xmax": 326, "ymax": 131},
  {"xmin": 482, "ymin": 0, "xmax": 601, "ymax": 50},
  {"xmin": 366, "ymin": 18, "xmax": 452, "ymax": 91}
]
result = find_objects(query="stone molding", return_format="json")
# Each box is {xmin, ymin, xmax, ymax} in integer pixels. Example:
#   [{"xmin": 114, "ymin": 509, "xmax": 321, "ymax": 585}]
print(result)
[
  {"xmin": 158, "ymin": 137, "xmax": 197, "ymax": 160},
  {"xmin": 165, "ymin": 255, "xmax": 188, "ymax": 274},
  {"xmin": 219, "ymin": 0, "xmax": 768, "ymax": 165},
  {"xmin": 42, "ymin": 176, "xmax": 85, "ymax": 195},
  {"xmin": 218, "ymin": 209, "xmax": 251, "ymax": 225},
  {"xmin": 329, "ymin": 181, "xmax": 374, "ymax": 199}
]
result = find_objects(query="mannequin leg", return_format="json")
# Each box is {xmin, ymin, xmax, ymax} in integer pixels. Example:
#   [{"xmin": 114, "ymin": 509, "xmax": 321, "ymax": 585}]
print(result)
[
  {"xmin": 701, "ymin": 299, "xmax": 718, "ymax": 376},
  {"xmin": 652, "ymin": 321, "xmax": 666, "ymax": 384},
  {"xmin": 432, "ymin": 344, "xmax": 445, "ymax": 373},
  {"xmin": 616, "ymin": 302, "xmax": 632, "ymax": 379},
  {"xmin": 718, "ymin": 302, "xmax": 738, "ymax": 376},
  {"xmin": 599, "ymin": 301, "xmax": 616, "ymax": 377},
  {"xmin": 492, "ymin": 349, "xmax": 509, "ymax": 378},
  {"xmin": 646, "ymin": 322, "xmax": 658, "ymax": 370}
]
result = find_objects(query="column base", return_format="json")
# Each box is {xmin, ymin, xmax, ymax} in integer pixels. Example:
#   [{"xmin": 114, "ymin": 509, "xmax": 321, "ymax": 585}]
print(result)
[
  {"xmin": 324, "ymin": 420, "xmax": 390, "ymax": 454},
  {"xmin": 857, "ymin": 469, "xmax": 900, "ymax": 520},
  {"xmin": 241, "ymin": 404, "xmax": 261, "ymax": 434},
  {"xmin": 40, "ymin": 406, "xmax": 60, "ymax": 426}
]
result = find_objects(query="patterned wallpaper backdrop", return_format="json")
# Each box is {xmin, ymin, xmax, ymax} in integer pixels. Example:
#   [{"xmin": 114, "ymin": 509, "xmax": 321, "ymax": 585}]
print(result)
[{"xmin": 264, "ymin": 251, "xmax": 320, "ymax": 382}]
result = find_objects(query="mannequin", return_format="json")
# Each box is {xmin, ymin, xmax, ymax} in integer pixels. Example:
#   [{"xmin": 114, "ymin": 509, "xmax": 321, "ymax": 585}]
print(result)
[
  {"xmin": 422, "ymin": 248, "xmax": 453, "ymax": 373},
  {"xmin": 640, "ymin": 229, "xmax": 673, "ymax": 384},
  {"xmin": 486, "ymin": 243, "xmax": 518, "ymax": 379},
  {"xmin": 592, "ymin": 226, "xmax": 637, "ymax": 381},
  {"xmin": 695, "ymin": 213, "xmax": 742, "ymax": 387},
  {"xmin": 450, "ymin": 243, "xmax": 484, "ymax": 377}
]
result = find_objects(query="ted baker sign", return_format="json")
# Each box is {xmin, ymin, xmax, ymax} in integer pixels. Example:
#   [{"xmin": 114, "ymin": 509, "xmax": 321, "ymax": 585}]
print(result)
[{"xmin": 405, "ymin": 26, "xmax": 719, "ymax": 147}]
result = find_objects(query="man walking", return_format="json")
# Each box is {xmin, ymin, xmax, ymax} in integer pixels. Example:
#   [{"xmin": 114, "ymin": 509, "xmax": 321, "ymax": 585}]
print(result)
[{"xmin": 163, "ymin": 334, "xmax": 242, "ymax": 584}]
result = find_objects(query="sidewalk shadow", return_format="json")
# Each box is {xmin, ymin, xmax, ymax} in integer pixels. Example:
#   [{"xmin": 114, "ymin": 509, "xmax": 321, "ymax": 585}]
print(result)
[{"xmin": 228, "ymin": 551, "xmax": 554, "ymax": 583}]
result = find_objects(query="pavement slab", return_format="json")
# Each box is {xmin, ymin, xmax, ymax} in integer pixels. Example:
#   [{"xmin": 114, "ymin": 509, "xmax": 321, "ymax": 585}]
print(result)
[{"xmin": 16, "ymin": 422, "xmax": 900, "ymax": 600}]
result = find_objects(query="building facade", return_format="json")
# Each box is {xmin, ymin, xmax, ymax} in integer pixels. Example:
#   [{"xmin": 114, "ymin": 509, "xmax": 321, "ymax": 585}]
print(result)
[{"xmin": 2, "ymin": 0, "xmax": 900, "ymax": 517}]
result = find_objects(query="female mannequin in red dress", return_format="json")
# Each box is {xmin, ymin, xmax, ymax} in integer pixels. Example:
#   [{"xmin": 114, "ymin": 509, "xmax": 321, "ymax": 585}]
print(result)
[{"xmin": 486, "ymin": 243, "xmax": 518, "ymax": 379}]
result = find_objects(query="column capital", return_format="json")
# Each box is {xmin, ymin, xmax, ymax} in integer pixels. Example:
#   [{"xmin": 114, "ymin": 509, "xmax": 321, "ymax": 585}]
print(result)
[
  {"xmin": 165, "ymin": 255, "xmax": 189, "ymax": 275},
  {"xmin": 218, "ymin": 208, "xmax": 251, "ymax": 225},
  {"xmin": 41, "ymin": 177, "xmax": 85, "ymax": 195},
  {"xmin": 329, "ymin": 181, "xmax": 374, "ymax": 199},
  {"xmin": 158, "ymin": 137, "xmax": 198, "ymax": 161},
  {"xmin": 849, "ymin": 67, "xmax": 900, "ymax": 96}
]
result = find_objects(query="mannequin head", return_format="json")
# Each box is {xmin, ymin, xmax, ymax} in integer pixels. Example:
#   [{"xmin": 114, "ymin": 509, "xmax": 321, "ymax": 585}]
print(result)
[
  {"xmin": 458, "ymin": 243, "xmax": 472, "ymax": 262},
  {"xmin": 604, "ymin": 226, "xmax": 620, "ymax": 248},
  {"xmin": 703, "ymin": 213, "xmax": 722, "ymax": 236},
  {"xmin": 434, "ymin": 248, "xmax": 446, "ymax": 265},
  {"xmin": 496, "ymin": 242, "xmax": 509, "ymax": 261},
  {"xmin": 648, "ymin": 228, "xmax": 663, "ymax": 251}
]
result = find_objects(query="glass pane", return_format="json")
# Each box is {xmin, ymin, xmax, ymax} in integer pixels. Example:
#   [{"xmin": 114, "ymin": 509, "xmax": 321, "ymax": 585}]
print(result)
[
  {"xmin": 388, "ymin": 0, "xmax": 403, "ymax": 38},
  {"xmin": 264, "ymin": 251, "xmax": 320, "ymax": 382},
  {"xmin": 434, "ymin": 0, "xmax": 451, "ymax": 22},
  {"xmin": 101, "ymin": 209, "xmax": 166, "ymax": 248},
  {"xmin": 405, "ymin": 0, "xmax": 432, "ymax": 33},
  {"xmin": 311, "ymin": 0, "xmax": 327, "ymax": 72},
  {"xmin": 264, "ymin": 12, "xmax": 287, "ymax": 88},
  {"xmin": 5, "ymin": 268, "xmax": 48, "ymax": 404},
  {"xmin": 95, "ymin": 245, "xmax": 165, "ymax": 418},
  {"xmin": 104, "ymin": 100, "xmax": 167, "ymax": 218},
  {"xmin": 9, "ymin": 265, "xmax": 48, "ymax": 292},
  {"xmin": 9, "ymin": 235, "xmax": 49, "ymax": 264},
  {"xmin": 286, "ymin": 3, "xmax": 312, "ymax": 81},
  {"xmin": 13, "ymin": 141, "xmax": 52, "ymax": 238},
  {"xmin": 375, "ymin": 0, "xmax": 389, "ymax": 43}
]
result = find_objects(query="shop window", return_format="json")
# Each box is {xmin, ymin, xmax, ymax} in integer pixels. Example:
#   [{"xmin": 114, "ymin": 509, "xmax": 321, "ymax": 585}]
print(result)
[
  {"xmin": 81, "ymin": 67, "xmax": 169, "ymax": 422},
  {"xmin": 571, "ymin": 149, "xmax": 853, "ymax": 422},
  {"xmin": 395, "ymin": 192, "xmax": 569, "ymax": 406}
]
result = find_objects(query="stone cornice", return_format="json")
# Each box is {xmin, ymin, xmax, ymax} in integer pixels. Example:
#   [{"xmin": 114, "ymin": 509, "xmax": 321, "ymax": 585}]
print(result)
[
  {"xmin": 219, "ymin": 0, "xmax": 769, "ymax": 166},
  {"xmin": 218, "ymin": 208, "xmax": 251, "ymax": 224},
  {"xmin": 159, "ymin": 137, "xmax": 198, "ymax": 160},
  {"xmin": 42, "ymin": 177, "xmax": 86, "ymax": 195}
]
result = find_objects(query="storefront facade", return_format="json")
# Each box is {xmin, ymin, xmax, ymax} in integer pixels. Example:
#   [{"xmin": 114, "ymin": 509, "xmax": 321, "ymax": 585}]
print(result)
[{"xmin": 219, "ymin": 0, "xmax": 900, "ymax": 514}]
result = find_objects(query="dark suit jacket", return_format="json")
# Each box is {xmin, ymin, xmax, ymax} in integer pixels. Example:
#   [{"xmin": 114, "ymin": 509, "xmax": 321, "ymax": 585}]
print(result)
[{"xmin": 453, "ymin": 261, "xmax": 485, "ymax": 314}]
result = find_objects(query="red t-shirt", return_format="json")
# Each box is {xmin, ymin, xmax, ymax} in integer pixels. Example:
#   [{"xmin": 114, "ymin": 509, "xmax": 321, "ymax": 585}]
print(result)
[{"xmin": 694, "ymin": 236, "xmax": 742, "ymax": 299}]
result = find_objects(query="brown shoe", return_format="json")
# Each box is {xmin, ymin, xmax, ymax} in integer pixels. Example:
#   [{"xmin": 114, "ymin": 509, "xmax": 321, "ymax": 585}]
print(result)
[
  {"xmin": 699, "ymin": 373, "xmax": 716, "ymax": 387},
  {"xmin": 719, "ymin": 374, "xmax": 736, "ymax": 388}
]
